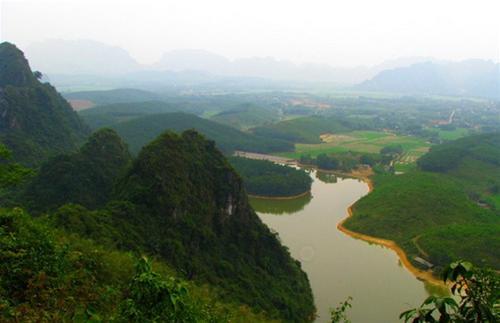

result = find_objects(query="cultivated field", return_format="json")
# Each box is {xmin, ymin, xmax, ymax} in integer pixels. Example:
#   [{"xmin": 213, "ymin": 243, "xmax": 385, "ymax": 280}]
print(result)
[{"xmin": 278, "ymin": 130, "xmax": 430, "ymax": 160}]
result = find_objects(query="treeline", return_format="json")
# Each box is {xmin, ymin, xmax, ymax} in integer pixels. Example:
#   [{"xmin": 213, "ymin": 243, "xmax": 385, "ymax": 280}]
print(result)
[
  {"xmin": 229, "ymin": 156, "xmax": 312, "ymax": 197},
  {"xmin": 299, "ymin": 147, "xmax": 401, "ymax": 173}
]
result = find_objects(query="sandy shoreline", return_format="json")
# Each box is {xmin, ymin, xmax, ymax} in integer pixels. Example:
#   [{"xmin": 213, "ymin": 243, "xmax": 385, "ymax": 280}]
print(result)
[
  {"xmin": 237, "ymin": 151, "xmax": 445, "ymax": 286},
  {"xmin": 248, "ymin": 190, "xmax": 311, "ymax": 200},
  {"xmin": 336, "ymin": 175, "xmax": 444, "ymax": 287}
]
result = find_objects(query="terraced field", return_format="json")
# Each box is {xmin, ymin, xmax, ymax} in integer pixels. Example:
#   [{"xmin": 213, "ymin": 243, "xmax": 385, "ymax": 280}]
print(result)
[{"xmin": 278, "ymin": 130, "xmax": 430, "ymax": 160}]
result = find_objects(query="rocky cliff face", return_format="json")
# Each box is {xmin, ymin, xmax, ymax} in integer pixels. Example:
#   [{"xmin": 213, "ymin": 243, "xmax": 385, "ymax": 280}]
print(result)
[
  {"xmin": 113, "ymin": 130, "xmax": 315, "ymax": 322},
  {"xmin": 0, "ymin": 42, "xmax": 89, "ymax": 166}
]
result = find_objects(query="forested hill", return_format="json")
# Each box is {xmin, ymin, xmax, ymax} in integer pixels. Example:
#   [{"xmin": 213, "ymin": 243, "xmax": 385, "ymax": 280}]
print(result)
[
  {"xmin": 110, "ymin": 112, "xmax": 293, "ymax": 154},
  {"xmin": 109, "ymin": 130, "xmax": 314, "ymax": 321},
  {"xmin": 0, "ymin": 42, "xmax": 90, "ymax": 166},
  {"xmin": 344, "ymin": 133, "xmax": 500, "ymax": 272},
  {"xmin": 418, "ymin": 132, "xmax": 500, "ymax": 209},
  {"xmin": 17, "ymin": 129, "xmax": 314, "ymax": 321},
  {"xmin": 418, "ymin": 132, "xmax": 500, "ymax": 173},
  {"xmin": 23, "ymin": 128, "xmax": 132, "ymax": 213}
]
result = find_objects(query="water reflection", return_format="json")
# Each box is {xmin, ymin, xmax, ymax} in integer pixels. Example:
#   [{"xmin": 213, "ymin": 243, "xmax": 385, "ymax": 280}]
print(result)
[
  {"xmin": 250, "ymin": 192, "xmax": 312, "ymax": 214},
  {"xmin": 254, "ymin": 168, "xmax": 432, "ymax": 323},
  {"xmin": 316, "ymin": 171, "xmax": 338, "ymax": 183}
]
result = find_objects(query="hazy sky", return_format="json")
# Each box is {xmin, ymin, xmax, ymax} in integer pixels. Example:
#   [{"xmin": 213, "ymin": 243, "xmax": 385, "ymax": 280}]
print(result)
[{"xmin": 1, "ymin": 0, "xmax": 499, "ymax": 67}]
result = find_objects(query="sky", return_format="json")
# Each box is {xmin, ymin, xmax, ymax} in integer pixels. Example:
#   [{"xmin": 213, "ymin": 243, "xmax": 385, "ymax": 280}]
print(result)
[{"xmin": 1, "ymin": 0, "xmax": 499, "ymax": 67}]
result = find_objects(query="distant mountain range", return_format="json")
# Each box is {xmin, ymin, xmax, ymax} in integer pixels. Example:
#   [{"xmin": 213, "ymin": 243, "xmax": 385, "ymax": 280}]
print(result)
[
  {"xmin": 25, "ymin": 39, "xmax": 433, "ymax": 84},
  {"xmin": 22, "ymin": 39, "xmax": 500, "ymax": 99},
  {"xmin": 357, "ymin": 60, "xmax": 500, "ymax": 99}
]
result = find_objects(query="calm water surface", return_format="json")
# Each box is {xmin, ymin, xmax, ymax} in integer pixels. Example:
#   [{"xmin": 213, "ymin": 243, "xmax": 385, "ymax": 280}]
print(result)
[{"xmin": 251, "ymin": 169, "xmax": 437, "ymax": 323}]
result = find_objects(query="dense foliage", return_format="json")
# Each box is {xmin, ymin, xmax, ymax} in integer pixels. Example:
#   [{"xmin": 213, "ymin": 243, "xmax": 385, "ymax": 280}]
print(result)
[
  {"xmin": 110, "ymin": 112, "xmax": 293, "ymax": 155},
  {"xmin": 344, "ymin": 171, "xmax": 500, "ymax": 271},
  {"xmin": 229, "ymin": 157, "xmax": 312, "ymax": 197},
  {"xmin": 418, "ymin": 133, "xmax": 500, "ymax": 210},
  {"xmin": 0, "ymin": 42, "xmax": 90, "ymax": 166},
  {"xmin": 300, "ymin": 151, "xmax": 382, "ymax": 172},
  {"xmin": 23, "ymin": 129, "xmax": 131, "ymax": 213},
  {"xmin": 109, "ymin": 130, "xmax": 314, "ymax": 321},
  {"xmin": 20, "ymin": 130, "xmax": 314, "ymax": 321},
  {"xmin": 0, "ymin": 208, "xmax": 273, "ymax": 322},
  {"xmin": 401, "ymin": 261, "xmax": 499, "ymax": 322}
]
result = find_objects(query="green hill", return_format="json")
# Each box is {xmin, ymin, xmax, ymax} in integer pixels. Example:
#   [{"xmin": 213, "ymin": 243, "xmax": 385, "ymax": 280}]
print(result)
[
  {"xmin": 0, "ymin": 42, "xmax": 90, "ymax": 166},
  {"xmin": 344, "ymin": 133, "xmax": 500, "ymax": 271},
  {"xmin": 210, "ymin": 104, "xmax": 281, "ymax": 130},
  {"xmin": 110, "ymin": 112, "xmax": 293, "ymax": 154},
  {"xmin": 79, "ymin": 101, "xmax": 180, "ymax": 129},
  {"xmin": 48, "ymin": 130, "xmax": 314, "ymax": 321},
  {"xmin": 251, "ymin": 115, "xmax": 354, "ymax": 143},
  {"xmin": 23, "ymin": 129, "xmax": 131, "ymax": 213},
  {"xmin": 417, "ymin": 132, "xmax": 500, "ymax": 209},
  {"xmin": 344, "ymin": 172, "xmax": 499, "ymax": 269}
]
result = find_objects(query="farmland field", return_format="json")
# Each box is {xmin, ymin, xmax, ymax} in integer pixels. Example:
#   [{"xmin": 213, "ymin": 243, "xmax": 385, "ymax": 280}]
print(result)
[{"xmin": 278, "ymin": 130, "xmax": 431, "ymax": 160}]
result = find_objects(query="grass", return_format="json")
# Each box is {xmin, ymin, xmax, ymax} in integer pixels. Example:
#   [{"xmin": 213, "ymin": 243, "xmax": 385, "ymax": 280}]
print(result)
[
  {"xmin": 278, "ymin": 130, "xmax": 430, "ymax": 160},
  {"xmin": 487, "ymin": 194, "xmax": 500, "ymax": 210}
]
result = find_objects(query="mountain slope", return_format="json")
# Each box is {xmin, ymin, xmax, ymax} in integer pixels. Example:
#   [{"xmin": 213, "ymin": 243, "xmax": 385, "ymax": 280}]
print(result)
[
  {"xmin": 49, "ymin": 130, "xmax": 315, "ymax": 321},
  {"xmin": 356, "ymin": 60, "xmax": 500, "ymax": 99},
  {"xmin": 23, "ymin": 129, "xmax": 131, "ymax": 213},
  {"xmin": 0, "ymin": 42, "xmax": 90, "ymax": 166},
  {"xmin": 110, "ymin": 112, "xmax": 293, "ymax": 154}
]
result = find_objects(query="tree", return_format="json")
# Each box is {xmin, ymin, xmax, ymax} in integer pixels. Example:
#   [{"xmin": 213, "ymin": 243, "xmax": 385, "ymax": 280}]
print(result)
[
  {"xmin": 0, "ymin": 144, "xmax": 32, "ymax": 188},
  {"xmin": 330, "ymin": 296, "xmax": 352, "ymax": 323},
  {"xmin": 119, "ymin": 257, "xmax": 202, "ymax": 322},
  {"xmin": 400, "ymin": 261, "xmax": 499, "ymax": 322}
]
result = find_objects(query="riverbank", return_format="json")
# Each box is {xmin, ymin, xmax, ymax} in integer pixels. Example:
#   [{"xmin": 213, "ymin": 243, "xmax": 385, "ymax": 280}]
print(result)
[
  {"xmin": 336, "ymin": 175, "xmax": 444, "ymax": 287},
  {"xmin": 236, "ymin": 151, "xmax": 444, "ymax": 286},
  {"xmin": 248, "ymin": 190, "xmax": 311, "ymax": 200}
]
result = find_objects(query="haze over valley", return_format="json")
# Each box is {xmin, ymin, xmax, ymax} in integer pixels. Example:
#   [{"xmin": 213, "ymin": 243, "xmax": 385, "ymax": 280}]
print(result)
[{"xmin": 0, "ymin": 0, "xmax": 499, "ymax": 322}]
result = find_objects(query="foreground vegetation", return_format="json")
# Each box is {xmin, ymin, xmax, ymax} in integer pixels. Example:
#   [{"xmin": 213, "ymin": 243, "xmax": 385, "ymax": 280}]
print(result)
[
  {"xmin": 401, "ymin": 261, "xmax": 499, "ymax": 322},
  {"xmin": 1, "ymin": 129, "xmax": 315, "ymax": 322},
  {"xmin": 229, "ymin": 157, "xmax": 312, "ymax": 197},
  {"xmin": 0, "ymin": 208, "xmax": 278, "ymax": 322}
]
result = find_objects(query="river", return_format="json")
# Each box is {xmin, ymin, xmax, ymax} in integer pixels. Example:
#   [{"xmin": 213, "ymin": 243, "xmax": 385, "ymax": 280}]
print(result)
[{"xmin": 250, "ymin": 169, "xmax": 443, "ymax": 323}]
